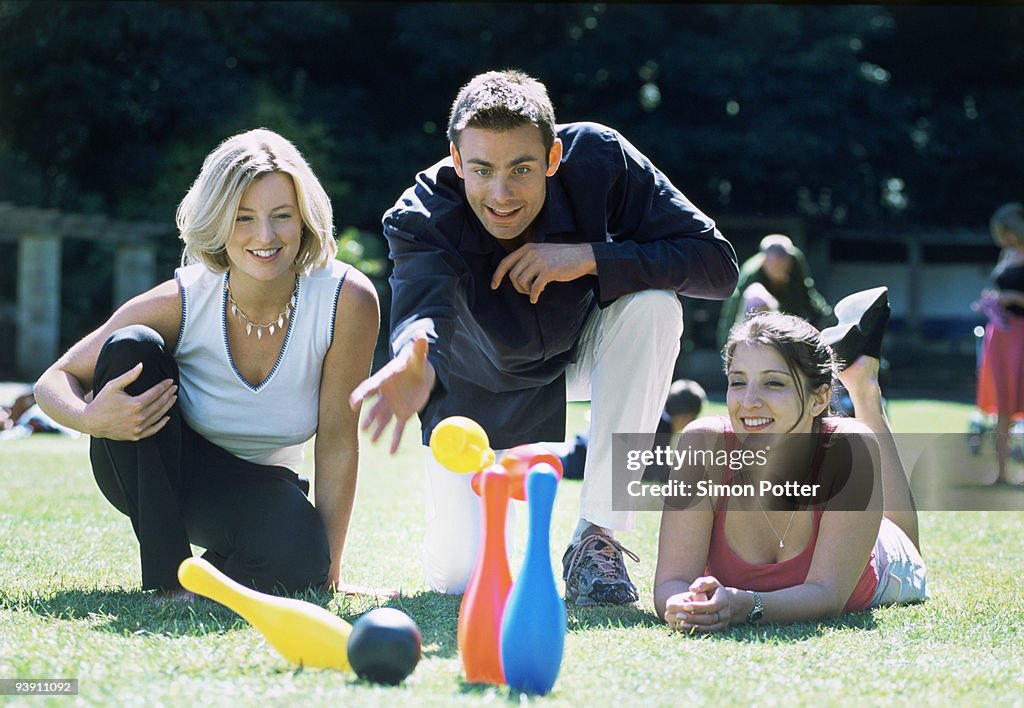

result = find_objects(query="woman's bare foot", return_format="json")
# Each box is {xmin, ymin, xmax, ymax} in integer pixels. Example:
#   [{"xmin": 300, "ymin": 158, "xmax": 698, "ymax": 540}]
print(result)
[{"xmin": 836, "ymin": 354, "xmax": 880, "ymax": 398}]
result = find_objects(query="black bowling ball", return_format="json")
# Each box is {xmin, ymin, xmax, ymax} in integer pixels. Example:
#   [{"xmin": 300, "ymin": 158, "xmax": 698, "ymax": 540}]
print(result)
[{"xmin": 347, "ymin": 608, "xmax": 422, "ymax": 685}]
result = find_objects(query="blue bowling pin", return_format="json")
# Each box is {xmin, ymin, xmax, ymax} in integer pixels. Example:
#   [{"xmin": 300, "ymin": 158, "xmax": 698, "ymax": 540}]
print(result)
[{"xmin": 500, "ymin": 463, "xmax": 566, "ymax": 695}]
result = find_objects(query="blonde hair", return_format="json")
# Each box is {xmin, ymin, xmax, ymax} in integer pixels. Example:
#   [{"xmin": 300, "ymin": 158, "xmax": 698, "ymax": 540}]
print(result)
[
  {"xmin": 176, "ymin": 128, "xmax": 337, "ymax": 272},
  {"xmin": 990, "ymin": 202, "xmax": 1024, "ymax": 250}
]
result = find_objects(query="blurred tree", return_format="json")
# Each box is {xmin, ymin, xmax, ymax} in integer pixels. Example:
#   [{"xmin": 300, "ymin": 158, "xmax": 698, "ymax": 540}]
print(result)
[
  {"xmin": 862, "ymin": 5, "xmax": 1024, "ymax": 225},
  {"xmin": 4, "ymin": 2, "xmax": 1021, "ymax": 229},
  {"xmin": 1, "ymin": 1, "xmax": 234, "ymax": 213},
  {"xmin": 1, "ymin": 2, "xmax": 1022, "ymax": 355}
]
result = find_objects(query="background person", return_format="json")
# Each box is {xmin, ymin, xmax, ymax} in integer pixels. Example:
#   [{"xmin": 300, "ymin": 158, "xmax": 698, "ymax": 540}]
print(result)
[
  {"xmin": 34, "ymin": 129, "xmax": 380, "ymax": 598},
  {"xmin": 654, "ymin": 311, "xmax": 925, "ymax": 631},
  {"xmin": 635, "ymin": 378, "xmax": 709, "ymax": 485},
  {"xmin": 974, "ymin": 201, "xmax": 1024, "ymax": 485},
  {"xmin": 664, "ymin": 379, "xmax": 709, "ymax": 435},
  {"xmin": 0, "ymin": 391, "xmax": 78, "ymax": 439},
  {"xmin": 716, "ymin": 234, "xmax": 831, "ymax": 348},
  {"xmin": 561, "ymin": 379, "xmax": 708, "ymax": 483},
  {"xmin": 350, "ymin": 70, "xmax": 738, "ymax": 606}
]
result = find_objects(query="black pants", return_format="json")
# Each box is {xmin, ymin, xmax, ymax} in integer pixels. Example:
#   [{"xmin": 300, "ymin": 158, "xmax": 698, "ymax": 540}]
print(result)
[{"xmin": 90, "ymin": 325, "xmax": 330, "ymax": 593}]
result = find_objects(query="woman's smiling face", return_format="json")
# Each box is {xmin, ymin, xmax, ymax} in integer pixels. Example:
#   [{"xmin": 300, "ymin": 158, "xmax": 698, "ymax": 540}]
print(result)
[
  {"xmin": 226, "ymin": 172, "xmax": 302, "ymax": 282},
  {"xmin": 726, "ymin": 342, "xmax": 827, "ymax": 435}
]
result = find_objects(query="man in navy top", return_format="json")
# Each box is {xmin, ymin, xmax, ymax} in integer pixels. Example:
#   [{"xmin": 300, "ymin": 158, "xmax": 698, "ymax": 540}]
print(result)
[{"xmin": 352, "ymin": 70, "xmax": 737, "ymax": 605}]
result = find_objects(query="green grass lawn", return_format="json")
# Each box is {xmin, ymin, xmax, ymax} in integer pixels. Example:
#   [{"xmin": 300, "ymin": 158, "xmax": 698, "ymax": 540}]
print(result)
[{"xmin": 1, "ymin": 399, "xmax": 1022, "ymax": 705}]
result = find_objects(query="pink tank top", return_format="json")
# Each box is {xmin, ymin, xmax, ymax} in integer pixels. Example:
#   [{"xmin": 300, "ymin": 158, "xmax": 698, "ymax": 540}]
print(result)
[{"xmin": 705, "ymin": 419, "xmax": 878, "ymax": 612}]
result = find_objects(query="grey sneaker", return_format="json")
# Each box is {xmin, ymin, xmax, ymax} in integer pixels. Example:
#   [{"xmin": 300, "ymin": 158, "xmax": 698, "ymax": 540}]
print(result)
[{"xmin": 561, "ymin": 527, "xmax": 640, "ymax": 606}]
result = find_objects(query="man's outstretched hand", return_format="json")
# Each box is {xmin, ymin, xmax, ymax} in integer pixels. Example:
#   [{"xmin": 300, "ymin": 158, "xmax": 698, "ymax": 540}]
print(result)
[{"xmin": 349, "ymin": 334, "xmax": 435, "ymax": 454}]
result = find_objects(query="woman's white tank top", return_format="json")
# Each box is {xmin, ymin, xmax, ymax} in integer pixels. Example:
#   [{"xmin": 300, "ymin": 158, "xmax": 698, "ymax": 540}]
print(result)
[{"xmin": 173, "ymin": 260, "xmax": 348, "ymax": 471}]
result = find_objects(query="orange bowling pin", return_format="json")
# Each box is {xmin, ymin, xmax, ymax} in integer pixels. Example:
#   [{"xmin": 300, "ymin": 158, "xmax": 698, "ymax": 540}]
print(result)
[
  {"xmin": 178, "ymin": 557, "xmax": 352, "ymax": 671},
  {"xmin": 457, "ymin": 466, "xmax": 512, "ymax": 684}
]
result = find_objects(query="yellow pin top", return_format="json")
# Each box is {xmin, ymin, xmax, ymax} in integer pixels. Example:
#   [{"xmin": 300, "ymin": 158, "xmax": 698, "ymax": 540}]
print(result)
[{"xmin": 429, "ymin": 416, "xmax": 495, "ymax": 473}]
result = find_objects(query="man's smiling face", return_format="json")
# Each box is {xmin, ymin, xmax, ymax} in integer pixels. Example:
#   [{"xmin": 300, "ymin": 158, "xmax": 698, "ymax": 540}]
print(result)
[{"xmin": 451, "ymin": 124, "xmax": 562, "ymax": 242}]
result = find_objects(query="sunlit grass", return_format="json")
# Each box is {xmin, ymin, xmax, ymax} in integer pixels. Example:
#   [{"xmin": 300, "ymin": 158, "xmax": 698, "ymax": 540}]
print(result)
[{"xmin": 1, "ymin": 400, "xmax": 1022, "ymax": 704}]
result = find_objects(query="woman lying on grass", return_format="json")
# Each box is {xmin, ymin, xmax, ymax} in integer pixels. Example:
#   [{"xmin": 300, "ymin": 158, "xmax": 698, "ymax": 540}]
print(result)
[{"xmin": 654, "ymin": 311, "xmax": 926, "ymax": 631}]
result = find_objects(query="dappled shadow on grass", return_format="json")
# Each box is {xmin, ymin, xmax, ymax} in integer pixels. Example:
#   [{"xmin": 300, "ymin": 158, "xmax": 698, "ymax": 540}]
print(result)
[
  {"xmin": 1, "ymin": 586, "xmax": 247, "ymax": 636},
  {"xmin": 2, "ymin": 582, "xmax": 459, "ymax": 649},
  {"xmin": 450, "ymin": 600, "xmax": 655, "ymax": 700},
  {"xmin": 376, "ymin": 592, "xmax": 666, "ymax": 663},
  {"xmin": 670, "ymin": 610, "xmax": 879, "ymax": 643},
  {"xmin": 567, "ymin": 603, "xmax": 663, "ymax": 631},
  {"xmin": 457, "ymin": 680, "xmax": 507, "ymax": 698},
  {"xmin": 372, "ymin": 590, "xmax": 461, "ymax": 660},
  {"xmin": 0, "ymin": 584, "xmax": 379, "ymax": 638}
]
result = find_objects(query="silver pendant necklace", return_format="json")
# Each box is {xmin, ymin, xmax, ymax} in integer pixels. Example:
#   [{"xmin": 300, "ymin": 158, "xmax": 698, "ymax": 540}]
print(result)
[
  {"xmin": 756, "ymin": 502, "xmax": 797, "ymax": 548},
  {"xmin": 226, "ymin": 277, "xmax": 298, "ymax": 339}
]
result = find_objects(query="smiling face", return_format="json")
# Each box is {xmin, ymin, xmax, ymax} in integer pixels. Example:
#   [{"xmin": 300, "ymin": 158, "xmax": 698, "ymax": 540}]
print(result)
[
  {"xmin": 726, "ymin": 342, "xmax": 829, "ymax": 435},
  {"xmin": 451, "ymin": 124, "xmax": 562, "ymax": 242},
  {"xmin": 226, "ymin": 171, "xmax": 303, "ymax": 284}
]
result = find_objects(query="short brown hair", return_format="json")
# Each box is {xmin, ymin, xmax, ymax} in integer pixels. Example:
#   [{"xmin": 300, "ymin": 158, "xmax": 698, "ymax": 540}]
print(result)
[{"xmin": 447, "ymin": 70, "xmax": 556, "ymax": 154}]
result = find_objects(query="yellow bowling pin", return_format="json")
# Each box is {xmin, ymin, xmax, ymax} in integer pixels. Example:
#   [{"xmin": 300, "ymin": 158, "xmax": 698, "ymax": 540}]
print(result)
[
  {"xmin": 178, "ymin": 557, "xmax": 352, "ymax": 671},
  {"xmin": 429, "ymin": 415, "xmax": 495, "ymax": 473}
]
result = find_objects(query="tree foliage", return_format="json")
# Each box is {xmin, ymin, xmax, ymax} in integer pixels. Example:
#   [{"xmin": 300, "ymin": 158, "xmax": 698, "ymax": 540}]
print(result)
[
  {"xmin": 1, "ymin": 1, "xmax": 1022, "ymax": 355},
  {"xmin": 2, "ymin": 2, "xmax": 1022, "ymax": 232}
]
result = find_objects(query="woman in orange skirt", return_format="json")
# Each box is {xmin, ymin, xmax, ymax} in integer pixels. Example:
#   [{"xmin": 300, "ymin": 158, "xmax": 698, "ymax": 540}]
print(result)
[{"xmin": 975, "ymin": 202, "xmax": 1024, "ymax": 484}]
